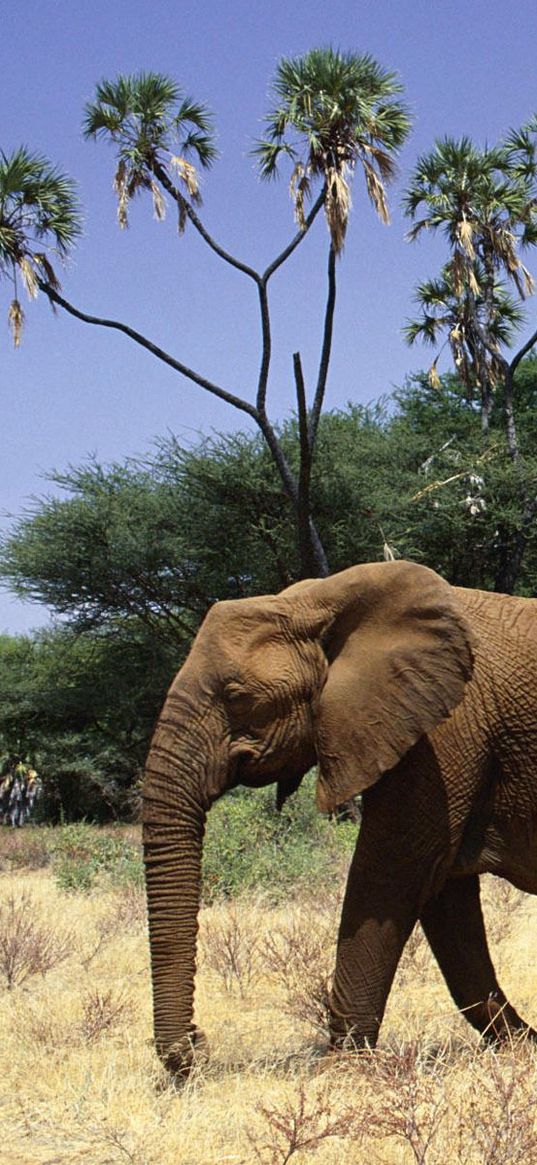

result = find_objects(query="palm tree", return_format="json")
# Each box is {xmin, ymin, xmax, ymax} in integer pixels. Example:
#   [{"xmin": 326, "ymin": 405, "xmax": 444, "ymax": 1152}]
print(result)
[
  {"xmin": 404, "ymin": 262, "xmax": 525, "ymax": 432},
  {"xmin": 253, "ymin": 47, "xmax": 411, "ymax": 253},
  {"xmin": 404, "ymin": 137, "xmax": 537, "ymax": 292},
  {"xmin": 404, "ymin": 136, "xmax": 537, "ymax": 452},
  {"xmin": 404, "ymin": 133, "xmax": 537, "ymax": 593},
  {"xmin": 0, "ymin": 147, "xmax": 81, "ymax": 345},
  {"xmin": 83, "ymin": 72, "xmax": 218, "ymax": 230}
]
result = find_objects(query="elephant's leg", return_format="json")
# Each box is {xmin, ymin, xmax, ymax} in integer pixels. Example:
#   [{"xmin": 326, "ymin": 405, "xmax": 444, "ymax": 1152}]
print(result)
[
  {"xmin": 329, "ymin": 845, "xmax": 422, "ymax": 1048},
  {"xmin": 329, "ymin": 754, "xmax": 442, "ymax": 1049},
  {"xmin": 420, "ymin": 874, "xmax": 535, "ymax": 1042}
]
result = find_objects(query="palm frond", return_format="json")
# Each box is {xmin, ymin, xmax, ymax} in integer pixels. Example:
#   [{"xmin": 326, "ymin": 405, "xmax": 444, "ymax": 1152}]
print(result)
[
  {"xmin": 362, "ymin": 159, "xmax": 389, "ymax": 224},
  {"xmin": 252, "ymin": 46, "xmax": 410, "ymax": 238},
  {"xmin": 84, "ymin": 72, "xmax": 216, "ymax": 230},
  {"xmin": 0, "ymin": 147, "xmax": 81, "ymax": 340}
]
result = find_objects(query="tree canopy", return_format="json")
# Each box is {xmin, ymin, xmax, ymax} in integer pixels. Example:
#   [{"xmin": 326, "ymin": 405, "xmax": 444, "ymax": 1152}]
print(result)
[{"xmin": 3, "ymin": 366, "xmax": 537, "ymax": 819}]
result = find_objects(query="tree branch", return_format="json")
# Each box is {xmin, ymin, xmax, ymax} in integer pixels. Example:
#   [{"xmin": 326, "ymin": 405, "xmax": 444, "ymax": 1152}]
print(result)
[
  {"xmin": 38, "ymin": 281, "xmax": 259, "ymax": 421},
  {"xmin": 262, "ymin": 188, "xmax": 326, "ymax": 282},
  {"xmin": 152, "ymin": 161, "xmax": 262, "ymax": 283},
  {"xmin": 153, "ymin": 164, "xmax": 325, "ymax": 288},
  {"xmin": 152, "ymin": 163, "xmax": 326, "ymax": 427},
  {"xmin": 309, "ymin": 245, "xmax": 337, "ymax": 445},
  {"xmin": 256, "ymin": 281, "xmax": 272, "ymax": 414},
  {"xmin": 509, "ymin": 325, "xmax": 537, "ymax": 376}
]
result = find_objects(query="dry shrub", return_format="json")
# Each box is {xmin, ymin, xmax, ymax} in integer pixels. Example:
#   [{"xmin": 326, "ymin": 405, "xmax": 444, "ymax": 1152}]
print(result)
[
  {"xmin": 78, "ymin": 986, "xmax": 135, "ymax": 1043},
  {"xmin": 76, "ymin": 887, "xmax": 146, "ymax": 969},
  {"xmin": 0, "ymin": 890, "xmax": 71, "ymax": 988},
  {"xmin": 456, "ymin": 1043, "xmax": 537, "ymax": 1164},
  {"xmin": 317, "ymin": 1038, "xmax": 537, "ymax": 1164},
  {"xmin": 200, "ymin": 900, "xmax": 261, "ymax": 994},
  {"xmin": 13, "ymin": 986, "xmax": 136, "ymax": 1050},
  {"xmin": 249, "ymin": 1081, "xmax": 358, "ymax": 1164},
  {"xmin": 14, "ymin": 1000, "xmax": 68, "ymax": 1049},
  {"xmin": 394, "ymin": 921, "xmax": 435, "ymax": 996},
  {"xmin": 111, "ymin": 884, "xmax": 147, "ymax": 931},
  {"xmin": 0, "ymin": 827, "xmax": 51, "ymax": 871},
  {"xmin": 262, "ymin": 905, "xmax": 335, "ymax": 1033},
  {"xmin": 357, "ymin": 1040, "xmax": 450, "ymax": 1164}
]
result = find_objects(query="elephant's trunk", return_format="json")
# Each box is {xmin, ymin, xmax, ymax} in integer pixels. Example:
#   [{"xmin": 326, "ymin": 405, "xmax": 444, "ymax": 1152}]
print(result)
[{"xmin": 142, "ymin": 687, "xmax": 224, "ymax": 1073}]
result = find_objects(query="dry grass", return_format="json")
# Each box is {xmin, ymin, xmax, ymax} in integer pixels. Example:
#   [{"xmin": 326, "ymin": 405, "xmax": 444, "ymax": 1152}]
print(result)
[{"xmin": 1, "ymin": 863, "xmax": 537, "ymax": 1164}]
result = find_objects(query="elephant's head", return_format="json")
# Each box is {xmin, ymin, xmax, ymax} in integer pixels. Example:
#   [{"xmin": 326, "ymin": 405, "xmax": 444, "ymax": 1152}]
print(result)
[{"xmin": 142, "ymin": 560, "xmax": 474, "ymax": 1073}]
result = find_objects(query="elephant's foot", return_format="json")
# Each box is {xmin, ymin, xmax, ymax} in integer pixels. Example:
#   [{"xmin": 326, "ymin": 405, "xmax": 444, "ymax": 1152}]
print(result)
[
  {"xmin": 158, "ymin": 1026, "xmax": 209, "ymax": 1078},
  {"xmin": 328, "ymin": 1010, "xmax": 380, "ymax": 1054},
  {"xmin": 471, "ymin": 992, "xmax": 537, "ymax": 1046}
]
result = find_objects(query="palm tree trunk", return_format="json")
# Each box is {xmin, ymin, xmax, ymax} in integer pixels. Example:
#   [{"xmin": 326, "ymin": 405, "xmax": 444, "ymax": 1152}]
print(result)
[{"xmin": 294, "ymin": 352, "xmax": 329, "ymax": 578}]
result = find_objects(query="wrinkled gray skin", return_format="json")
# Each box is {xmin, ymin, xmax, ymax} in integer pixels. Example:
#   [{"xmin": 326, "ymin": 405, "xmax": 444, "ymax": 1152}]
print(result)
[{"xmin": 142, "ymin": 560, "xmax": 537, "ymax": 1074}]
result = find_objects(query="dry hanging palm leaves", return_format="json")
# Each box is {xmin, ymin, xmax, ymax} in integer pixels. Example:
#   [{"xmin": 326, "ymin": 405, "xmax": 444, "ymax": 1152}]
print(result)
[
  {"xmin": 325, "ymin": 166, "xmax": 352, "ymax": 253},
  {"xmin": 113, "ymin": 160, "xmax": 130, "ymax": 229},
  {"xmin": 150, "ymin": 180, "xmax": 166, "ymax": 222},
  {"xmin": 289, "ymin": 161, "xmax": 311, "ymax": 231},
  {"xmin": 18, "ymin": 256, "xmax": 39, "ymax": 300},
  {"xmin": 457, "ymin": 217, "xmax": 476, "ymax": 259},
  {"xmin": 363, "ymin": 159, "xmax": 390, "ymax": 225},
  {"xmin": 8, "ymin": 299, "xmax": 24, "ymax": 347},
  {"xmin": 428, "ymin": 359, "xmax": 441, "ymax": 389},
  {"xmin": 169, "ymin": 155, "xmax": 201, "ymax": 203}
]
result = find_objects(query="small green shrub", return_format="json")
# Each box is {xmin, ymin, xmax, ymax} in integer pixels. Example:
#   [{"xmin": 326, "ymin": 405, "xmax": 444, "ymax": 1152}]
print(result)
[
  {"xmin": 49, "ymin": 824, "xmax": 143, "ymax": 893},
  {"xmin": 202, "ymin": 772, "xmax": 356, "ymax": 903}
]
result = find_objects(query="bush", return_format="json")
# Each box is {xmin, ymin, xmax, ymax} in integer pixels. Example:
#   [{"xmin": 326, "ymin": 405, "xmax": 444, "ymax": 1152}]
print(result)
[
  {"xmin": 0, "ymin": 825, "xmax": 52, "ymax": 871},
  {"xmin": 48, "ymin": 823, "xmax": 143, "ymax": 893},
  {"xmin": 202, "ymin": 772, "xmax": 356, "ymax": 903},
  {"xmin": 0, "ymin": 890, "xmax": 72, "ymax": 988}
]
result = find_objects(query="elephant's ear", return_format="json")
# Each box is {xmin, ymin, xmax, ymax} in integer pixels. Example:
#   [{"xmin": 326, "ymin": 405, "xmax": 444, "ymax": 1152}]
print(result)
[{"xmin": 310, "ymin": 562, "xmax": 474, "ymax": 812}]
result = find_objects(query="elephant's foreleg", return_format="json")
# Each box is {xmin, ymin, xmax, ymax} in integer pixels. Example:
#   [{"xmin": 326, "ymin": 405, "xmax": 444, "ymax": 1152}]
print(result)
[
  {"xmin": 329, "ymin": 746, "xmax": 449, "ymax": 1050},
  {"xmin": 329, "ymin": 848, "xmax": 421, "ymax": 1049},
  {"xmin": 420, "ymin": 874, "xmax": 535, "ymax": 1042}
]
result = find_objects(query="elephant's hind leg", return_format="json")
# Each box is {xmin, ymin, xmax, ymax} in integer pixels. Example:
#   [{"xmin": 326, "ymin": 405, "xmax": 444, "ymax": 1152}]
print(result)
[{"xmin": 420, "ymin": 874, "xmax": 535, "ymax": 1042}]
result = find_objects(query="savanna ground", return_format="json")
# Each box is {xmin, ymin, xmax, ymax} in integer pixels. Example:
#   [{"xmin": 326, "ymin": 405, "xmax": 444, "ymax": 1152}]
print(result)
[{"xmin": 1, "ymin": 817, "xmax": 537, "ymax": 1165}]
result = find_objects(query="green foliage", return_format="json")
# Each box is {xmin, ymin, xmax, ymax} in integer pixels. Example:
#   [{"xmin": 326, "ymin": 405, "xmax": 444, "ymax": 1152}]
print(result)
[
  {"xmin": 0, "ymin": 146, "xmax": 82, "ymax": 345},
  {"xmin": 0, "ymin": 824, "xmax": 52, "ymax": 871},
  {"xmin": 0, "ymin": 625, "xmax": 177, "ymax": 821},
  {"xmin": 3, "ymin": 365, "xmax": 537, "ymax": 821},
  {"xmin": 0, "ymin": 822, "xmax": 143, "ymax": 892},
  {"xmin": 47, "ymin": 823, "xmax": 143, "ymax": 893},
  {"xmin": 83, "ymin": 71, "xmax": 217, "ymax": 228},
  {"xmin": 254, "ymin": 47, "xmax": 411, "ymax": 250},
  {"xmin": 202, "ymin": 773, "xmax": 356, "ymax": 903}
]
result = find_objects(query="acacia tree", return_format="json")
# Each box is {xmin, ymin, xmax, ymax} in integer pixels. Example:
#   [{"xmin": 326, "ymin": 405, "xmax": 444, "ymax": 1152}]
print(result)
[
  {"xmin": 1, "ymin": 52, "xmax": 410, "ymax": 579},
  {"xmin": 403, "ymin": 134, "xmax": 537, "ymax": 591}
]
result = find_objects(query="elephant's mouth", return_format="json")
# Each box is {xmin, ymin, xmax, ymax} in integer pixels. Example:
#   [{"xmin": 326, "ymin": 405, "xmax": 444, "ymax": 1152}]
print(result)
[{"xmin": 231, "ymin": 736, "xmax": 317, "ymax": 802}]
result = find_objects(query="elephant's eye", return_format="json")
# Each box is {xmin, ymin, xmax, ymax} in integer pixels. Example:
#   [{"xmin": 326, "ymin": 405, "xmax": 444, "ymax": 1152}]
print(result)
[{"xmin": 223, "ymin": 680, "xmax": 253, "ymax": 710}]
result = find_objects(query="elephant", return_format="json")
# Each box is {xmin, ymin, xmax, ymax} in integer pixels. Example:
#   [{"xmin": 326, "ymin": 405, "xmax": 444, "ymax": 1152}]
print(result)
[{"xmin": 142, "ymin": 559, "xmax": 537, "ymax": 1074}]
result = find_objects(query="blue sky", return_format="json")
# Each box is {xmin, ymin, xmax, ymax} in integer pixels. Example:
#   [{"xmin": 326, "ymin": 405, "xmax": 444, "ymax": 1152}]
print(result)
[{"xmin": 2, "ymin": 0, "xmax": 537, "ymax": 631}]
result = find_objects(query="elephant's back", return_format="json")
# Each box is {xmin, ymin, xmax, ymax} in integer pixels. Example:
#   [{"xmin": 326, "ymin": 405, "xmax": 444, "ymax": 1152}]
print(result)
[{"xmin": 454, "ymin": 586, "xmax": 537, "ymax": 647}]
